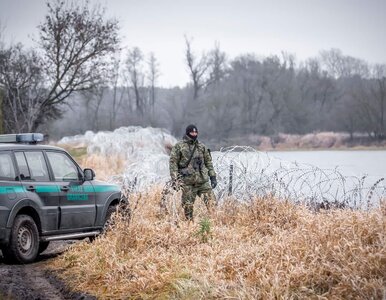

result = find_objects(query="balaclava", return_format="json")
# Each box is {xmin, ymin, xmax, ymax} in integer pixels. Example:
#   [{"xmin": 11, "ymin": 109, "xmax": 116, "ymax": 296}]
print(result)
[{"xmin": 185, "ymin": 124, "xmax": 198, "ymax": 140}]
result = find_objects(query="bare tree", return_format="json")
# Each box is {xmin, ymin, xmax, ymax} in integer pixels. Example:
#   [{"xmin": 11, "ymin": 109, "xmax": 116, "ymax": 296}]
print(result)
[
  {"xmin": 164, "ymin": 89, "xmax": 190, "ymax": 136},
  {"xmin": 0, "ymin": 44, "xmax": 49, "ymax": 132},
  {"xmin": 147, "ymin": 52, "xmax": 160, "ymax": 115},
  {"xmin": 82, "ymin": 85, "xmax": 107, "ymax": 131},
  {"xmin": 34, "ymin": 0, "xmax": 119, "ymax": 130},
  {"xmin": 0, "ymin": 1, "xmax": 119, "ymax": 133},
  {"xmin": 227, "ymin": 55, "xmax": 263, "ymax": 133},
  {"xmin": 109, "ymin": 55, "xmax": 125, "ymax": 129},
  {"xmin": 126, "ymin": 47, "xmax": 145, "ymax": 116},
  {"xmin": 320, "ymin": 48, "xmax": 369, "ymax": 78},
  {"xmin": 351, "ymin": 64, "xmax": 386, "ymax": 139},
  {"xmin": 372, "ymin": 64, "xmax": 386, "ymax": 139},
  {"xmin": 184, "ymin": 36, "xmax": 209, "ymax": 100},
  {"xmin": 207, "ymin": 42, "xmax": 227, "ymax": 86}
]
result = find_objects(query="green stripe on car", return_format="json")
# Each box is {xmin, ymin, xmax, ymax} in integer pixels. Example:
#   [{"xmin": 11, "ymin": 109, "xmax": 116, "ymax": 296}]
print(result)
[
  {"xmin": 35, "ymin": 186, "xmax": 61, "ymax": 193},
  {"xmin": 0, "ymin": 186, "xmax": 25, "ymax": 194},
  {"xmin": 0, "ymin": 185, "xmax": 119, "ymax": 194},
  {"xmin": 86, "ymin": 186, "xmax": 121, "ymax": 193},
  {"xmin": 67, "ymin": 194, "xmax": 89, "ymax": 201}
]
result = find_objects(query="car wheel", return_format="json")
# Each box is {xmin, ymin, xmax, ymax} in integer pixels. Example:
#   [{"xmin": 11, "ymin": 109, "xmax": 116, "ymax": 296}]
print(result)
[
  {"xmin": 3, "ymin": 215, "xmax": 39, "ymax": 264},
  {"xmin": 89, "ymin": 205, "xmax": 117, "ymax": 242},
  {"xmin": 103, "ymin": 205, "xmax": 117, "ymax": 233},
  {"xmin": 38, "ymin": 241, "xmax": 50, "ymax": 254}
]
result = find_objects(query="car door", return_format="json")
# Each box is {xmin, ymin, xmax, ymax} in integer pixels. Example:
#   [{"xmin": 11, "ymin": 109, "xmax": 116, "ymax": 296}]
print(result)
[
  {"xmin": 14, "ymin": 151, "xmax": 60, "ymax": 232},
  {"xmin": 0, "ymin": 151, "xmax": 24, "ymax": 204},
  {"xmin": 45, "ymin": 151, "xmax": 96, "ymax": 230}
]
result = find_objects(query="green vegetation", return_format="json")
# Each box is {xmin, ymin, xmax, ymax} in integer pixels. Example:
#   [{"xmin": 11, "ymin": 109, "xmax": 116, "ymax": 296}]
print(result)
[{"xmin": 195, "ymin": 217, "xmax": 212, "ymax": 243}]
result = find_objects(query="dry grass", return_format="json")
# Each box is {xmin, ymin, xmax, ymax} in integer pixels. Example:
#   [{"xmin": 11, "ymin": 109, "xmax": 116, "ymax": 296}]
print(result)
[
  {"xmin": 52, "ymin": 143, "xmax": 126, "ymax": 180},
  {"xmin": 79, "ymin": 154, "xmax": 126, "ymax": 181},
  {"xmin": 48, "ymin": 187, "xmax": 386, "ymax": 299}
]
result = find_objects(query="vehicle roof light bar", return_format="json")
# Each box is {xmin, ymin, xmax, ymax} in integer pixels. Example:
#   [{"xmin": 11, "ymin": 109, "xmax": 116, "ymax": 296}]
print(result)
[{"xmin": 0, "ymin": 133, "xmax": 44, "ymax": 144}]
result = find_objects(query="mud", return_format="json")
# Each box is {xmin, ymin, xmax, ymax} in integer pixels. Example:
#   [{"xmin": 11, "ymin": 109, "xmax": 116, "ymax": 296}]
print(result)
[{"xmin": 0, "ymin": 241, "xmax": 96, "ymax": 300}]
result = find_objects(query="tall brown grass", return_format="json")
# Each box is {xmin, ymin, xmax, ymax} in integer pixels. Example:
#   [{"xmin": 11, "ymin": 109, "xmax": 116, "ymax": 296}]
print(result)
[
  {"xmin": 53, "ymin": 143, "xmax": 126, "ymax": 180},
  {"xmin": 49, "ymin": 187, "xmax": 386, "ymax": 299},
  {"xmin": 80, "ymin": 154, "xmax": 126, "ymax": 181}
]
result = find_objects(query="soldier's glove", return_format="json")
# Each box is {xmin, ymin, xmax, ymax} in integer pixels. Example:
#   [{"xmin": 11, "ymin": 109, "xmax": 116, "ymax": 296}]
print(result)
[{"xmin": 210, "ymin": 176, "xmax": 217, "ymax": 189}]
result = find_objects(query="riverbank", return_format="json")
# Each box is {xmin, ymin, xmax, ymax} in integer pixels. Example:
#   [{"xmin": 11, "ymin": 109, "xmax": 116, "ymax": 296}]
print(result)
[{"xmin": 207, "ymin": 132, "xmax": 386, "ymax": 151}]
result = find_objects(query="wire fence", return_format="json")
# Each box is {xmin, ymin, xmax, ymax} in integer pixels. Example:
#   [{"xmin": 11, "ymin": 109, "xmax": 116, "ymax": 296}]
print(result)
[
  {"xmin": 213, "ymin": 146, "xmax": 385, "ymax": 210},
  {"xmin": 112, "ymin": 146, "xmax": 385, "ymax": 210}
]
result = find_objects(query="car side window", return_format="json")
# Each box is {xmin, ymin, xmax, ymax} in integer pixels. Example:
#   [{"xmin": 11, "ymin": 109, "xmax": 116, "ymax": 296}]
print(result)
[
  {"xmin": 19, "ymin": 151, "xmax": 50, "ymax": 181},
  {"xmin": 0, "ymin": 152, "xmax": 16, "ymax": 181},
  {"xmin": 46, "ymin": 151, "xmax": 80, "ymax": 181},
  {"xmin": 15, "ymin": 152, "xmax": 31, "ymax": 180}
]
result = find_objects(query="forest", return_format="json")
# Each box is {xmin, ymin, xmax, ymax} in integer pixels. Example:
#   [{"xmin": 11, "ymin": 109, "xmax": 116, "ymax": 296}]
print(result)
[{"xmin": 0, "ymin": 1, "xmax": 385, "ymax": 144}]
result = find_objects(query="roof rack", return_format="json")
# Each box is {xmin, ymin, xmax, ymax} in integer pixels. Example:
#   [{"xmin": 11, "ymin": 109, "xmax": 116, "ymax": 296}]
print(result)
[{"xmin": 0, "ymin": 133, "xmax": 44, "ymax": 144}]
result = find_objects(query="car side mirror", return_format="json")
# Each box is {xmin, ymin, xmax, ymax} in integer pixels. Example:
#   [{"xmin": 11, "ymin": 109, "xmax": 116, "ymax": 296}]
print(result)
[{"xmin": 83, "ymin": 168, "xmax": 95, "ymax": 181}]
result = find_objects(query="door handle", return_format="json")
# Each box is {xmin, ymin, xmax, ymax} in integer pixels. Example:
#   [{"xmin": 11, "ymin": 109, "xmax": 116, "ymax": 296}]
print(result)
[
  {"xmin": 26, "ymin": 186, "xmax": 35, "ymax": 192},
  {"xmin": 61, "ymin": 186, "xmax": 69, "ymax": 192}
]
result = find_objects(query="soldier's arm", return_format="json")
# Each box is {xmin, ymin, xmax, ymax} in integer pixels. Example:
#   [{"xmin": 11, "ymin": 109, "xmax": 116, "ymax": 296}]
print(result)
[
  {"xmin": 203, "ymin": 147, "xmax": 216, "ymax": 177},
  {"xmin": 169, "ymin": 144, "xmax": 180, "ymax": 181}
]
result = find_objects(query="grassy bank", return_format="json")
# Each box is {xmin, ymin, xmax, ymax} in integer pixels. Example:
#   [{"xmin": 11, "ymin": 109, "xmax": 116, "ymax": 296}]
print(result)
[{"xmin": 49, "ymin": 188, "xmax": 386, "ymax": 299}]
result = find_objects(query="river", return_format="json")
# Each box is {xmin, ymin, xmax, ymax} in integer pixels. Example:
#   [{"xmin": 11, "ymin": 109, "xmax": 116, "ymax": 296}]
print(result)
[
  {"xmin": 212, "ymin": 148, "xmax": 386, "ymax": 208},
  {"xmin": 267, "ymin": 150, "xmax": 386, "ymax": 179}
]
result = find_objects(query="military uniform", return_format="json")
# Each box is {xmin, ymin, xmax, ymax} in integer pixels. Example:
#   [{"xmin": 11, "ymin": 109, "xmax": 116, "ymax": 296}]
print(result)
[{"xmin": 169, "ymin": 128, "xmax": 217, "ymax": 220}]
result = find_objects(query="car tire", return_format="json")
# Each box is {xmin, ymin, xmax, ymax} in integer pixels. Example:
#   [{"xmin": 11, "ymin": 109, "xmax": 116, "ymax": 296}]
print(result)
[
  {"xmin": 3, "ymin": 215, "xmax": 39, "ymax": 264},
  {"xmin": 89, "ymin": 205, "xmax": 117, "ymax": 243},
  {"xmin": 38, "ymin": 241, "xmax": 50, "ymax": 254},
  {"xmin": 103, "ymin": 205, "xmax": 117, "ymax": 233}
]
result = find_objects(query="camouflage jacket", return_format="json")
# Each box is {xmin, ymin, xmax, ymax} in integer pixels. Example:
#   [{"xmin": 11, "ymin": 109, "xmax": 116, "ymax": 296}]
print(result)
[{"xmin": 169, "ymin": 135, "xmax": 216, "ymax": 185}]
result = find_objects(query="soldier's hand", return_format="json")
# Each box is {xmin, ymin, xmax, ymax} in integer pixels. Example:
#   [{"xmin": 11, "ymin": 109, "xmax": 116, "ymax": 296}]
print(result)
[{"xmin": 210, "ymin": 176, "xmax": 217, "ymax": 189}]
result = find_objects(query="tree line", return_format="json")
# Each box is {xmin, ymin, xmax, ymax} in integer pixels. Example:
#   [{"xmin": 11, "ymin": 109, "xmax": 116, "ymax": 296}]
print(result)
[{"xmin": 0, "ymin": 1, "xmax": 385, "ymax": 143}]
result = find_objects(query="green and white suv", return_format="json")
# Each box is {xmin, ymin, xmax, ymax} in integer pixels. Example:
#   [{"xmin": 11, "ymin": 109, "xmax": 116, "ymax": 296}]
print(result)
[{"xmin": 0, "ymin": 133, "xmax": 122, "ymax": 263}]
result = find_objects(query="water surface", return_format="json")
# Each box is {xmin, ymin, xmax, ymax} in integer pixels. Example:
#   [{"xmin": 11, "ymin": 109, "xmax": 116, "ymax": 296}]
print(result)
[{"xmin": 268, "ymin": 150, "xmax": 386, "ymax": 179}]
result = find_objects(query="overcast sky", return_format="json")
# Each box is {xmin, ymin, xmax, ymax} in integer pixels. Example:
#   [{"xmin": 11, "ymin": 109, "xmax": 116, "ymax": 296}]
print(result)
[{"xmin": 0, "ymin": 0, "xmax": 385, "ymax": 87}]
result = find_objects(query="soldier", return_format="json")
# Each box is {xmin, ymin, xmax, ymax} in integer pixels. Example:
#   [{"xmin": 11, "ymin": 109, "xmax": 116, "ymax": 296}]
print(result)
[{"xmin": 169, "ymin": 124, "xmax": 217, "ymax": 221}]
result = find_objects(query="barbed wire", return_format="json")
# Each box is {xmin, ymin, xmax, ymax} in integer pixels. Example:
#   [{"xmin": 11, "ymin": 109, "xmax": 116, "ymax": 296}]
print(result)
[
  {"xmin": 213, "ymin": 146, "xmax": 385, "ymax": 209},
  {"xmin": 111, "ymin": 146, "xmax": 385, "ymax": 210}
]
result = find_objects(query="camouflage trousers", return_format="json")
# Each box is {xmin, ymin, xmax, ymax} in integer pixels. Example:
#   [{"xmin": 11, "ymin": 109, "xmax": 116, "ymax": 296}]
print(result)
[{"xmin": 181, "ymin": 181, "xmax": 216, "ymax": 221}]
